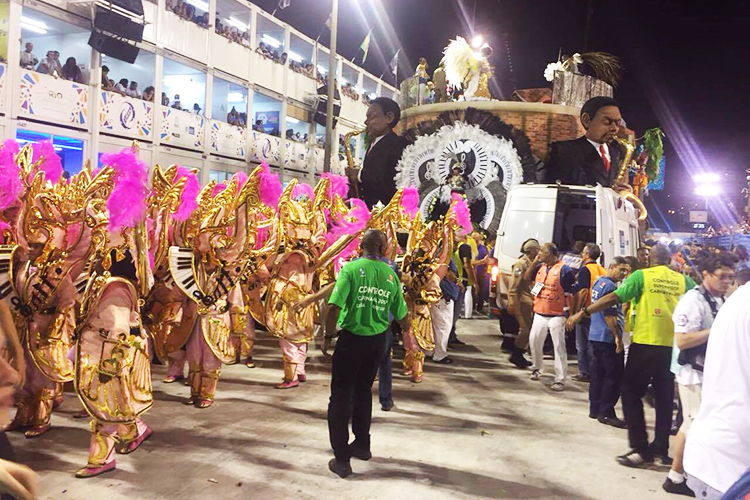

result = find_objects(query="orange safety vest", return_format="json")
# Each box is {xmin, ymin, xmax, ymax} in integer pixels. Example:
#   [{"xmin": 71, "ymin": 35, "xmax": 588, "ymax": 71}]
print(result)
[
  {"xmin": 584, "ymin": 262, "xmax": 607, "ymax": 306},
  {"xmin": 533, "ymin": 261, "xmax": 566, "ymax": 316}
]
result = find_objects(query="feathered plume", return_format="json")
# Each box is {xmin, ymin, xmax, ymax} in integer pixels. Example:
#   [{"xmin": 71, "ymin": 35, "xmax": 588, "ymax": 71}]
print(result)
[
  {"xmin": 31, "ymin": 140, "xmax": 63, "ymax": 184},
  {"xmin": 0, "ymin": 140, "xmax": 22, "ymax": 211},
  {"xmin": 575, "ymin": 52, "xmax": 623, "ymax": 88},
  {"xmin": 321, "ymin": 172, "xmax": 349, "ymax": 200},
  {"xmin": 401, "ymin": 186, "xmax": 420, "ymax": 217},
  {"xmin": 259, "ymin": 162, "xmax": 282, "ymax": 209},
  {"xmin": 325, "ymin": 198, "xmax": 371, "ymax": 248},
  {"xmin": 450, "ymin": 193, "xmax": 472, "ymax": 234},
  {"xmin": 231, "ymin": 171, "xmax": 249, "ymax": 192},
  {"xmin": 212, "ymin": 182, "xmax": 227, "ymax": 198},
  {"xmin": 441, "ymin": 36, "xmax": 477, "ymax": 88},
  {"xmin": 103, "ymin": 148, "xmax": 149, "ymax": 230},
  {"xmin": 293, "ymin": 182, "xmax": 315, "ymax": 201},
  {"xmin": 174, "ymin": 166, "xmax": 200, "ymax": 221}
]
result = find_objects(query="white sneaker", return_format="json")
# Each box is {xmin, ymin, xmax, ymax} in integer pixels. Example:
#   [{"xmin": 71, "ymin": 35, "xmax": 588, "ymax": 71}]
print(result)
[
  {"xmin": 551, "ymin": 382, "xmax": 565, "ymax": 391},
  {"xmin": 530, "ymin": 370, "xmax": 540, "ymax": 381}
]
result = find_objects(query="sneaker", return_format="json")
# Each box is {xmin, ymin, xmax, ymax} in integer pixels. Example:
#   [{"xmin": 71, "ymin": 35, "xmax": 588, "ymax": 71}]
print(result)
[
  {"xmin": 616, "ymin": 450, "xmax": 654, "ymax": 468},
  {"xmin": 662, "ymin": 477, "xmax": 694, "ymax": 497},
  {"xmin": 530, "ymin": 370, "xmax": 540, "ymax": 381},
  {"xmin": 434, "ymin": 357, "xmax": 454, "ymax": 364},
  {"xmin": 328, "ymin": 458, "xmax": 352, "ymax": 479},
  {"xmin": 598, "ymin": 415, "xmax": 628, "ymax": 429},
  {"xmin": 654, "ymin": 452, "xmax": 674, "ymax": 467},
  {"xmin": 349, "ymin": 441, "xmax": 372, "ymax": 461},
  {"xmin": 571, "ymin": 373, "xmax": 591, "ymax": 383},
  {"xmin": 509, "ymin": 350, "xmax": 532, "ymax": 369},
  {"xmin": 550, "ymin": 382, "xmax": 565, "ymax": 392},
  {"xmin": 381, "ymin": 399, "xmax": 394, "ymax": 412}
]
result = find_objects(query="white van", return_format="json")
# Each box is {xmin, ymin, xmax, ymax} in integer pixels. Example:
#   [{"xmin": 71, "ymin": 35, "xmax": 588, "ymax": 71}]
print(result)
[{"xmin": 493, "ymin": 183, "xmax": 642, "ymax": 275}]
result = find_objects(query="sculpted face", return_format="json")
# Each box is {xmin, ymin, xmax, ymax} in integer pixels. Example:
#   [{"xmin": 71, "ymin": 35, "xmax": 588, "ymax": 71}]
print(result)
[
  {"xmin": 365, "ymin": 103, "xmax": 393, "ymax": 139},
  {"xmin": 583, "ymin": 105, "xmax": 622, "ymax": 144}
]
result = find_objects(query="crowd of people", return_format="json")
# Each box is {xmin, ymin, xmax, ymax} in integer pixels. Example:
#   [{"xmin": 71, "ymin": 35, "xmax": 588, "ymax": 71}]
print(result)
[
  {"xmin": 214, "ymin": 15, "xmax": 250, "ymax": 46},
  {"xmin": 290, "ymin": 59, "xmax": 315, "ymax": 78},
  {"xmin": 340, "ymin": 82, "xmax": 360, "ymax": 101},
  {"xmin": 20, "ymin": 42, "xmax": 87, "ymax": 84},
  {"xmin": 165, "ymin": 0, "xmax": 209, "ymax": 29},
  {"xmin": 285, "ymin": 129, "xmax": 308, "ymax": 143},
  {"xmin": 226, "ymin": 106, "xmax": 248, "ymax": 127},
  {"xmin": 255, "ymin": 43, "xmax": 286, "ymax": 65},
  {"xmin": 500, "ymin": 234, "xmax": 750, "ymax": 498}
]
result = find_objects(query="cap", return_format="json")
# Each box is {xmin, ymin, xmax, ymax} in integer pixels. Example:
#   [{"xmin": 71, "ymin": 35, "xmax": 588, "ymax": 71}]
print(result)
[{"xmin": 521, "ymin": 239, "xmax": 540, "ymax": 253}]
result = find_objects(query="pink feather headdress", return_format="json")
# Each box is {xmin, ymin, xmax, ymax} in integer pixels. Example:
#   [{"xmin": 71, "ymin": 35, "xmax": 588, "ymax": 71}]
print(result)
[
  {"xmin": 258, "ymin": 162, "xmax": 282, "ymax": 209},
  {"xmin": 321, "ymin": 172, "xmax": 349, "ymax": 200},
  {"xmin": 174, "ymin": 166, "xmax": 200, "ymax": 221},
  {"xmin": 0, "ymin": 140, "xmax": 22, "ymax": 211},
  {"xmin": 212, "ymin": 182, "xmax": 227, "ymax": 198},
  {"xmin": 401, "ymin": 186, "xmax": 420, "ymax": 217},
  {"xmin": 31, "ymin": 140, "xmax": 63, "ymax": 184},
  {"xmin": 292, "ymin": 182, "xmax": 315, "ymax": 201},
  {"xmin": 103, "ymin": 148, "xmax": 149, "ymax": 231},
  {"xmin": 450, "ymin": 193, "xmax": 473, "ymax": 234},
  {"xmin": 324, "ymin": 198, "xmax": 372, "ymax": 248}
]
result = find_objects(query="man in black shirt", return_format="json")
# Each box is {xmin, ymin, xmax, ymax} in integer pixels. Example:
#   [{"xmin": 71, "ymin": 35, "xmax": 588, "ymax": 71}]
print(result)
[{"xmin": 449, "ymin": 235, "xmax": 474, "ymax": 346}]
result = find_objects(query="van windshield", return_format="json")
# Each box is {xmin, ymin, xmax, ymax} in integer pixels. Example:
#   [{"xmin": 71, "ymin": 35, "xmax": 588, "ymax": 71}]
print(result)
[{"xmin": 553, "ymin": 191, "xmax": 597, "ymax": 253}]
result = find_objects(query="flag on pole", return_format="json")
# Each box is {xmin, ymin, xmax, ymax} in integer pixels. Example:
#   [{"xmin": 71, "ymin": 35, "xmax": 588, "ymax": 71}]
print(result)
[
  {"xmin": 359, "ymin": 29, "xmax": 373, "ymax": 64},
  {"xmin": 278, "ymin": 0, "xmax": 291, "ymax": 9},
  {"xmin": 389, "ymin": 49, "xmax": 400, "ymax": 74},
  {"xmin": 325, "ymin": 12, "xmax": 332, "ymax": 29}
]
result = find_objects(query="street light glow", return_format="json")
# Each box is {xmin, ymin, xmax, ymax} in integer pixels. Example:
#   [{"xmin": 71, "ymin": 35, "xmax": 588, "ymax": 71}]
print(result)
[
  {"xmin": 695, "ymin": 185, "xmax": 721, "ymax": 197},
  {"xmin": 693, "ymin": 173, "xmax": 721, "ymax": 183},
  {"xmin": 471, "ymin": 35, "xmax": 483, "ymax": 48}
]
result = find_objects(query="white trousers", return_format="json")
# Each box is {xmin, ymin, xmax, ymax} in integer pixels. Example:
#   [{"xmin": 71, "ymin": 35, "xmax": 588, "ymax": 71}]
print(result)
[
  {"xmin": 529, "ymin": 314, "xmax": 567, "ymax": 383},
  {"xmin": 430, "ymin": 299, "xmax": 454, "ymax": 361}
]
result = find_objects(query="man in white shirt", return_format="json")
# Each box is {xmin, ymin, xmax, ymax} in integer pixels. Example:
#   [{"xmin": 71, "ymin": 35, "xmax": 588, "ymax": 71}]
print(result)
[
  {"xmin": 114, "ymin": 78, "xmax": 129, "ymax": 95},
  {"xmin": 20, "ymin": 43, "xmax": 38, "ymax": 70},
  {"xmin": 664, "ymin": 254, "xmax": 735, "ymax": 496},
  {"xmin": 683, "ymin": 280, "xmax": 750, "ymax": 499}
]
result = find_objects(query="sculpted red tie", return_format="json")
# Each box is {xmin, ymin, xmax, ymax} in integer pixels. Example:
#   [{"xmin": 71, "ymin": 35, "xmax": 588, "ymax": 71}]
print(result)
[{"xmin": 599, "ymin": 144, "xmax": 610, "ymax": 172}]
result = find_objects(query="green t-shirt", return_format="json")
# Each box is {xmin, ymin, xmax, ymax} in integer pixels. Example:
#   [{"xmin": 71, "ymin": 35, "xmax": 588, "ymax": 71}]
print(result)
[
  {"xmin": 614, "ymin": 266, "xmax": 696, "ymax": 346},
  {"xmin": 328, "ymin": 258, "xmax": 408, "ymax": 336}
]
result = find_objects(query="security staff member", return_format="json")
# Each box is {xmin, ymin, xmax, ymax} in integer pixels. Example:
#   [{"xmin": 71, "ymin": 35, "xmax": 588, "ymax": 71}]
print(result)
[
  {"xmin": 507, "ymin": 239, "xmax": 540, "ymax": 368},
  {"xmin": 569, "ymin": 244, "xmax": 696, "ymax": 468},
  {"xmin": 325, "ymin": 230, "xmax": 409, "ymax": 479},
  {"xmin": 528, "ymin": 243, "xmax": 579, "ymax": 391},
  {"xmin": 571, "ymin": 243, "xmax": 607, "ymax": 383}
]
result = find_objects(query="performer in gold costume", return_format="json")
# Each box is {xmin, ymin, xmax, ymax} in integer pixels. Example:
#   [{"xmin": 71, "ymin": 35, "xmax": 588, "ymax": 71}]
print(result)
[{"xmin": 401, "ymin": 195, "xmax": 472, "ymax": 383}]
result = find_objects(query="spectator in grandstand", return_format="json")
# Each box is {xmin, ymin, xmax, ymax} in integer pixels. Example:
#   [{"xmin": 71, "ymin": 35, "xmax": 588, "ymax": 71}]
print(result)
[
  {"xmin": 172, "ymin": 94, "xmax": 182, "ymax": 110},
  {"xmin": 143, "ymin": 86, "xmax": 155, "ymax": 102},
  {"xmin": 20, "ymin": 42, "xmax": 38, "ymax": 70},
  {"xmin": 114, "ymin": 78, "xmax": 129, "ymax": 94},
  {"xmin": 162, "ymin": 92, "xmax": 170, "ymax": 106},
  {"xmin": 735, "ymin": 244, "xmax": 749, "ymax": 270},
  {"xmin": 37, "ymin": 51, "xmax": 61, "ymax": 77},
  {"xmin": 254, "ymin": 119, "xmax": 265, "ymax": 133},
  {"xmin": 192, "ymin": 103, "xmax": 201, "ymax": 115},
  {"xmin": 101, "ymin": 65, "xmax": 113, "ymax": 89},
  {"xmin": 127, "ymin": 81, "xmax": 142, "ymax": 99},
  {"xmin": 61, "ymin": 57, "xmax": 84, "ymax": 84}
]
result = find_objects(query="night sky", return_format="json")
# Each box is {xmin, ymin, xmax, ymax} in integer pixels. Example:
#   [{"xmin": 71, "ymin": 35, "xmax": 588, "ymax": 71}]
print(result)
[{"xmin": 259, "ymin": 0, "xmax": 750, "ymax": 232}]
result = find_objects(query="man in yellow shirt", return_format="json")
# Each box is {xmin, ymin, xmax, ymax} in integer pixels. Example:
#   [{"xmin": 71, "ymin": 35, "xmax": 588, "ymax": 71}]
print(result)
[{"xmin": 569, "ymin": 244, "xmax": 696, "ymax": 468}]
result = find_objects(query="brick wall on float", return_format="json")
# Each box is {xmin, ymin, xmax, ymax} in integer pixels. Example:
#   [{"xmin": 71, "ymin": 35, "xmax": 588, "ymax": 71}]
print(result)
[{"xmin": 396, "ymin": 105, "xmax": 585, "ymax": 161}]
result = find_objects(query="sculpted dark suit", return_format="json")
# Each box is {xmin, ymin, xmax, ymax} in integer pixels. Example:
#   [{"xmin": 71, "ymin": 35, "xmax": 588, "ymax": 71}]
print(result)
[
  {"xmin": 358, "ymin": 131, "xmax": 408, "ymax": 208},
  {"xmin": 540, "ymin": 136, "xmax": 624, "ymax": 187}
]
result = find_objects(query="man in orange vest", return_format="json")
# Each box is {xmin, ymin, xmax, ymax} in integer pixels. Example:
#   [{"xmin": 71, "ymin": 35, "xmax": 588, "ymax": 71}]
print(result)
[
  {"xmin": 529, "ymin": 243, "xmax": 579, "ymax": 391},
  {"xmin": 571, "ymin": 243, "xmax": 607, "ymax": 383}
]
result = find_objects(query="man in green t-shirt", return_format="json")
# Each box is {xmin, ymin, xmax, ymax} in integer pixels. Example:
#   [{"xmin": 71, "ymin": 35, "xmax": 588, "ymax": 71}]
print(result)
[
  {"xmin": 569, "ymin": 243, "xmax": 696, "ymax": 468},
  {"xmin": 325, "ymin": 229, "xmax": 409, "ymax": 479}
]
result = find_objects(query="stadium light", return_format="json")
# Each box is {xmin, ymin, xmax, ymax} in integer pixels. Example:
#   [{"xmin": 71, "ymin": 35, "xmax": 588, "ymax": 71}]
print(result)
[
  {"xmin": 693, "ymin": 173, "xmax": 721, "ymax": 184},
  {"xmin": 471, "ymin": 35, "xmax": 483, "ymax": 48},
  {"xmin": 695, "ymin": 185, "xmax": 721, "ymax": 197}
]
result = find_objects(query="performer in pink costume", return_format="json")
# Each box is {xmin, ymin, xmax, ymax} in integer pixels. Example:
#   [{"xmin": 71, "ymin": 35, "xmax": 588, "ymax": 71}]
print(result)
[
  {"xmin": 142, "ymin": 165, "xmax": 200, "ymax": 385},
  {"xmin": 73, "ymin": 148, "xmax": 154, "ymax": 478},
  {"xmin": 0, "ymin": 141, "xmax": 82, "ymax": 438},
  {"xmin": 265, "ymin": 175, "xmax": 367, "ymax": 389},
  {"xmin": 170, "ymin": 166, "xmax": 278, "ymax": 407}
]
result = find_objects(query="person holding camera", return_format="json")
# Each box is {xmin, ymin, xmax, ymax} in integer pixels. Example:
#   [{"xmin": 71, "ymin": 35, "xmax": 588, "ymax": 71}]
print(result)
[{"xmin": 663, "ymin": 254, "xmax": 735, "ymax": 496}]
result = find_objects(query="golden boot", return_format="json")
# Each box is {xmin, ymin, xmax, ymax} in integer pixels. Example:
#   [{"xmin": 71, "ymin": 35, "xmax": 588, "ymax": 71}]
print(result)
[
  {"xmin": 75, "ymin": 421, "xmax": 117, "ymax": 478},
  {"xmin": 412, "ymin": 351, "xmax": 425, "ymax": 383},
  {"xmin": 402, "ymin": 350, "xmax": 413, "ymax": 377},
  {"xmin": 24, "ymin": 387, "xmax": 54, "ymax": 438},
  {"xmin": 276, "ymin": 356, "xmax": 299, "ymax": 389},
  {"xmin": 197, "ymin": 369, "xmax": 220, "ymax": 408},
  {"xmin": 184, "ymin": 368, "xmax": 201, "ymax": 406},
  {"xmin": 7, "ymin": 395, "xmax": 34, "ymax": 432}
]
